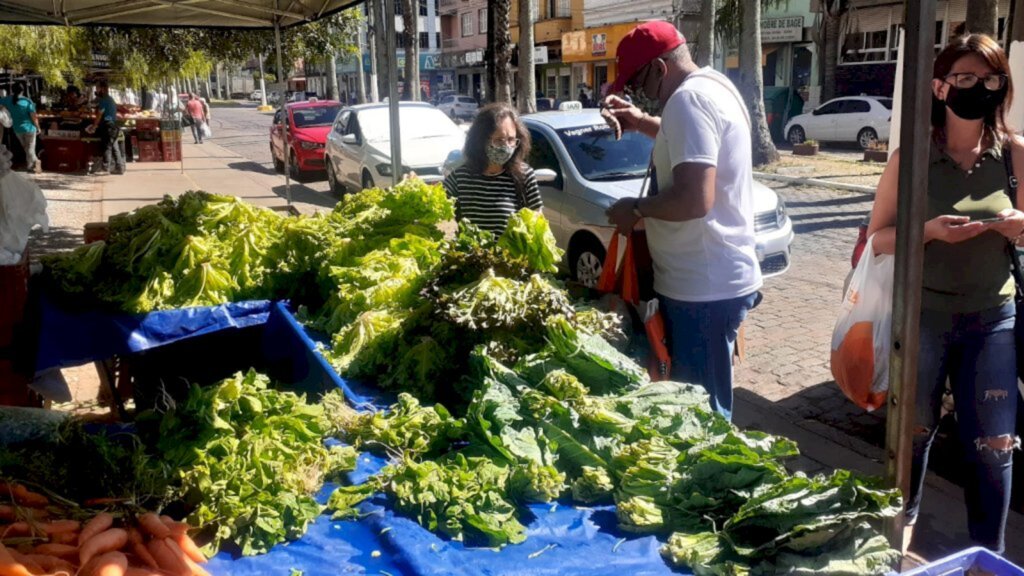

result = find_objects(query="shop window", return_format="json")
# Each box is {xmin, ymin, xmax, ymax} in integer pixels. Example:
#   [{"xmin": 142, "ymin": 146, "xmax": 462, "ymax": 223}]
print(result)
[
  {"xmin": 842, "ymin": 29, "xmax": 889, "ymax": 64},
  {"xmin": 479, "ymin": 9, "xmax": 487, "ymax": 34},
  {"xmin": 461, "ymin": 12, "xmax": 473, "ymax": 36}
]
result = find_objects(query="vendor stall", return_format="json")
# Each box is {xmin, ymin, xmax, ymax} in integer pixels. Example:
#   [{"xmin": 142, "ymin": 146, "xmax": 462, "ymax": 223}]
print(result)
[{"xmin": 35, "ymin": 107, "xmax": 182, "ymax": 171}]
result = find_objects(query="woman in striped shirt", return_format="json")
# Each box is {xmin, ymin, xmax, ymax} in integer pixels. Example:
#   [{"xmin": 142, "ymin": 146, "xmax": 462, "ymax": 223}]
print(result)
[{"xmin": 443, "ymin": 103, "xmax": 543, "ymax": 234}]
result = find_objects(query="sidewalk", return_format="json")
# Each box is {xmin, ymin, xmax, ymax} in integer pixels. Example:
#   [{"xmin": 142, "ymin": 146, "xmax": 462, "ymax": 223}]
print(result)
[
  {"xmin": 94, "ymin": 139, "xmax": 336, "ymax": 220},
  {"xmin": 757, "ymin": 146, "xmax": 885, "ymax": 192}
]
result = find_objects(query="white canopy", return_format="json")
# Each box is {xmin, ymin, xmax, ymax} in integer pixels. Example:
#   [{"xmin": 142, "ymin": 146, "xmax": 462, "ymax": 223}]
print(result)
[{"xmin": 0, "ymin": 0, "xmax": 360, "ymax": 28}]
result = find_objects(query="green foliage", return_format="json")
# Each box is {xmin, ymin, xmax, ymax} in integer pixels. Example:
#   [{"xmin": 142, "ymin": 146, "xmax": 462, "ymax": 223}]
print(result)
[
  {"xmin": 0, "ymin": 25, "xmax": 90, "ymax": 87},
  {"xmin": 496, "ymin": 208, "xmax": 564, "ymax": 274}
]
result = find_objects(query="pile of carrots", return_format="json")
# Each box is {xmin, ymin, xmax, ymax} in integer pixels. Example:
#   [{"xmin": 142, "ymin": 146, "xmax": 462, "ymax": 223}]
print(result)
[{"xmin": 0, "ymin": 482, "xmax": 209, "ymax": 576}]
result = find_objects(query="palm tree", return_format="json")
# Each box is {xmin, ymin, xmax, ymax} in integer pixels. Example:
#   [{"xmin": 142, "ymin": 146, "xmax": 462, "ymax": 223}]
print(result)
[
  {"xmin": 965, "ymin": 0, "xmax": 998, "ymax": 36},
  {"xmin": 402, "ymin": 0, "xmax": 420, "ymax": 100},
  {"xmin": 517, "ymin": 0, "xmax": 537, "ymax": 113},
  {"xmin": 815, "ymin": 0, "xmax": 847, "ymax": 103},
  {"xmin": 738, "ymin": 0, "xmax": 779, "ymax": 165},
  {"xmin": 694, "ymin": 0, "xmax": 716, "ymax": 67},
  {"xmin": 486, "ymin": 0, "xmax": 513, "ymax": 104}
]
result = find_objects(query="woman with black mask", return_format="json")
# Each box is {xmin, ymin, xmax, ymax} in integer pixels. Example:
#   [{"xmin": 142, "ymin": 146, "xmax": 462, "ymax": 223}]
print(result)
[{"xmin": 867, "ymin": 34, "xmax": 1022, "ymax": 553}]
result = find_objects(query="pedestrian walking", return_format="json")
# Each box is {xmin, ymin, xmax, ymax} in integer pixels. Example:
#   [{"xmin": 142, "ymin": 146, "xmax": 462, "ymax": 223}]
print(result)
[
  {"xmin": 442, "ymin": 103, "xmax": 543, "ymax": 235},
  {"xmin": 85, "ymin": 80, "xmax": 125, "ymax": 175},
  {"xmin": 601, "ymin": 21, "xmax": 762, "ymax": 421},
  {"xmin": 867, "ymin": 34, "xmax": 1021, "ymax": 554},
  {"xmin": 0, "ymin": 82, "xmax": 42, "ymax": 173},
  {"xmin": 186, "ymin": 93, "xmax": 208, "ymax": 144}
]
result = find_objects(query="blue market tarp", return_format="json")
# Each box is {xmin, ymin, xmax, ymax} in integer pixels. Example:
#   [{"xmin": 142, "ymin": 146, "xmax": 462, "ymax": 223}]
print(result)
[{"xmin": 34, "ymin": 295, "xmax": 272, "ymax": 371}]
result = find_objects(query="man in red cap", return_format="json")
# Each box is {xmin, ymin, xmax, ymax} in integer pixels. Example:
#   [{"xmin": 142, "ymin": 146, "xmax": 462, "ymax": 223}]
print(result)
[{"xmin": 600, "ymin": 20, "xmax": 761, "ymax": 421}]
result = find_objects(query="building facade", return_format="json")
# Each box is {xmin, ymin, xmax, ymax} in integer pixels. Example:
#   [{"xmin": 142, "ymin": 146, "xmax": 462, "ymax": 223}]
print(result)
[
  {"xmin": 438, "ymin": 0, "xmax": 488, "ymax": 100},
  {"xmin": 835, "ymin": 0, "xmax": 1011, "ymax": 97}
]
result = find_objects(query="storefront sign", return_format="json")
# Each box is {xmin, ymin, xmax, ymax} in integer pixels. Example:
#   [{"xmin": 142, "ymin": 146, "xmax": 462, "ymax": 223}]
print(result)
[
  {"xmin": 535, "ymin": 46, "xmax": 549, "ymax": 65},
  {"xmin": 592, "ymin": 33, "xmax": 607, "ymax": 56},
  {"xmin": 760, "ymin": 16, "xmax": 804, "ymax": 43},
  {"xmin": 362, "ymin": 52, "xmax": 443, "ymax": 72}
]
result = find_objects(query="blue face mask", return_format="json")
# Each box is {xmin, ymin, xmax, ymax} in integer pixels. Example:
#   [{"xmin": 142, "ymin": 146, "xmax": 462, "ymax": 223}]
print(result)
[{"xmin": 486, "ymin": 143, "xmax": 516, "ymax": 166}]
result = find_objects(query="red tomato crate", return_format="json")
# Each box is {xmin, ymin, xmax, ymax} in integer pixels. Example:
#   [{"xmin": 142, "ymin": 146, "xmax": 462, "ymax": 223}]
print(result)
[
  {"xmin": 161, "ymin": 140, "xmax": 182, "ymax": 162},
  {"xmin": 137, "ymin": 140, "xmax": 162, "ymax": 162}
]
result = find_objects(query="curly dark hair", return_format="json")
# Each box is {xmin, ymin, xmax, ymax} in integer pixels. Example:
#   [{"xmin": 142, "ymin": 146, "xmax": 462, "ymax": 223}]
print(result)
[{"xmin": 463, "ymin": 103, "xmax": 532, "ymax": 189}]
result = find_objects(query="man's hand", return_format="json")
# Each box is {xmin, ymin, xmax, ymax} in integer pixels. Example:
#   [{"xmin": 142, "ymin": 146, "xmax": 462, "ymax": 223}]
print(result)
[
  {"xmin": 606, "ymin": 198, "xmax": 640, "ymax": 235},
  {"xmin": 600, "ymin": 95, "xmax": 644, "ymax": 139}
]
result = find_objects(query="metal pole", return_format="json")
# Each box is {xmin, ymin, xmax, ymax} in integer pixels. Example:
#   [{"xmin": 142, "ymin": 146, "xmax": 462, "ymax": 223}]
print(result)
[
  {"xmin": 275, "ymin": 15, "xmax": 291, "ymax": 205},
  {"xmin": 384, "ymin": 0, "xmax": 402, "ymax": 181},
  {"xmin": 258, "ymin": 54, "xmax": 269, "ymax": 107},
  {"xmin": 883, "ymin": 0, "xmax": 935, "ymax": 552}
]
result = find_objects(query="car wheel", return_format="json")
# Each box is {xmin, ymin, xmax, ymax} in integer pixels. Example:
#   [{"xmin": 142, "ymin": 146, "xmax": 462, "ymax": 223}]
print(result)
[
  {"xmin": 362, "ymin": 169, "xmax": 375, "ymax": 190},
  {"xmin": 787, "ymin": 125, "xmax": 806, "ymax": 145},
  {"xmin": 272, "ymin": 146, "xmax": 284, "ymax": 173},
  {"xmin": 326, "ymin": 160, "xmax": 343, "ymax": 196},
  {"xmin": 569, "ymin": 234, "xmax": 607, "ymax": 289},
  {"xmin": 857, "ymin": 127, "xmax": 879, "ymax": 150},
  {"xmin": 289, "ymin": 150, "xmax": 303, "ymax": 181}
]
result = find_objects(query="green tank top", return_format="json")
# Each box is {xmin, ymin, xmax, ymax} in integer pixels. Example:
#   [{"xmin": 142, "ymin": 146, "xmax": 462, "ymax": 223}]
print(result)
[{"xmin": 922, "ymin": 141, "xmax": 1014, "ymax": 312}]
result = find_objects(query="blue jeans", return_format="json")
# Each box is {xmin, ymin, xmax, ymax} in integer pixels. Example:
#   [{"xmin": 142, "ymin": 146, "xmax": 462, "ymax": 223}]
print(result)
[
  {"xmin": 658, "ymin": 292, "xmax": 758, "ymax": 421},
  {"xmin": 907, "ymin": 302, "xmax": 1018, "ymax": 553}
]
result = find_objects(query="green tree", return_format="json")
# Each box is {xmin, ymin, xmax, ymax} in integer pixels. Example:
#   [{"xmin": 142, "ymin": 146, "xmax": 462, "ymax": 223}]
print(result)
[{"xmin": 0, "ymin": 25, "xmax": 90, "ymax": 87}]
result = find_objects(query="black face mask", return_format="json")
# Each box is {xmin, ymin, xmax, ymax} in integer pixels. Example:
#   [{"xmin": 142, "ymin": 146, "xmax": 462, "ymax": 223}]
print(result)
[{"xmin": 943, "ymin": 83, "xmax": 1006, "ymax": 120}]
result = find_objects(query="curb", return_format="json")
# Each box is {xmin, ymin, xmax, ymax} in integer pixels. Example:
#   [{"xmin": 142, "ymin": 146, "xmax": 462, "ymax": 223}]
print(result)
[{"xmin": 753, "ymin": 171, "xmax": 877, "ymax": 194}]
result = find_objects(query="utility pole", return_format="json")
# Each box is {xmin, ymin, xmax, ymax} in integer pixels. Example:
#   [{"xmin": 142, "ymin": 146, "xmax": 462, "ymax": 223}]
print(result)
[{"xmin": 516, "ymin": 0, "xmax": 536, "ymax": 113}]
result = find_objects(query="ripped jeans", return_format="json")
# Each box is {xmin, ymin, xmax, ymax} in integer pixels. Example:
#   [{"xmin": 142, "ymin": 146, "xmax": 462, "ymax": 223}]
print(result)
[{"xmin": 907, "ymin": 302, "xmax": 1019, "ymax": 553}]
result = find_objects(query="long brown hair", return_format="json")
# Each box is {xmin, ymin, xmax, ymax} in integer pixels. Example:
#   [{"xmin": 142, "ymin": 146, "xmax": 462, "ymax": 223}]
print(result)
[
  {"xmin": 932, "ymin": 34, "xmax": 1014, "ymax": 143},
  {"xmin": 463, "ymin": 103, "xmax": 532, "ymax": 202}
]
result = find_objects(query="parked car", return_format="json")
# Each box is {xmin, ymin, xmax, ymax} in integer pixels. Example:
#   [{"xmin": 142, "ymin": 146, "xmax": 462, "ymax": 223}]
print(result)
[
  {"xmin": 514, "ymin": 110, "xmax": 793, "ymax": 286},
  {"xmin": 324, "ymin": 102, "xmax": 465, "ymax": 194},
  {"xmin": 784, "ymin": 96, "xmax": 892, "ymax": 150},
  {"xmin": 432, "ymin": 90, "xmax": 456, "ymax": 106},
  {"xmin": 249, "ymin": 90, "xmax": 264, "ymax": 102},
  {"xmin": 269, "ymin": 100, "xmax": 342, "ymax": 179},
  {"xmin": 436, "ymin": 95, "xmax": 479, "ymax": 120}
]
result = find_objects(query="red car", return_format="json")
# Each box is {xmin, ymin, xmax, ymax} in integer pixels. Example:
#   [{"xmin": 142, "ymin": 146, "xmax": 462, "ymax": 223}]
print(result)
[{"xmin": 270, "ymin": 100, "xmax": 341, "ymax": 179}]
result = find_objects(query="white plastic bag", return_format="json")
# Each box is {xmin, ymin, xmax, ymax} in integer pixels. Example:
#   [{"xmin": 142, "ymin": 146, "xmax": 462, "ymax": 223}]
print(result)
[
  {"xmin": 830, "ymin": 235, "xmax": 893, "ymax": 411},
  {"xmin": 201, "ymin": 122, "xmax": 212, "ymax": 139},
  {"xmin": 0, "ymin": 147, "xmax": 49, "ymax": 264}
]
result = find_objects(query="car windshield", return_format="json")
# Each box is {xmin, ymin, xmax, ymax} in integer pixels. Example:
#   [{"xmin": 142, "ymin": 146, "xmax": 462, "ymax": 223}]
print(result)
[
  {"xmin": 556, "ymin": 123, "xmax": 652, "ymax": 181},
  {"xmin": 874, "ymin": 97, "xmax": 893, "ymax": 109},
  {"xmin": 359, "ymin": 107, "xmax": 463, "ymax": 141},
  {"xmin": 291, "ymin": 106, "xmax": 340, "ymax": 127}
]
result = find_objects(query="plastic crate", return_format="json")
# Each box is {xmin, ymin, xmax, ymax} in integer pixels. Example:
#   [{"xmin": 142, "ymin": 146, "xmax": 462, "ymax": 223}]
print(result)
[
  {"xmin": 896, "ymin": 547, "xmax": 1024, "ymax": 576},
  {"xmin": 137, "ymin": 140, "xmax": 162, "ymax": 162},
  {"xmin": 161, "ymin": 140, "xmax": 181, "ymax": 162}
]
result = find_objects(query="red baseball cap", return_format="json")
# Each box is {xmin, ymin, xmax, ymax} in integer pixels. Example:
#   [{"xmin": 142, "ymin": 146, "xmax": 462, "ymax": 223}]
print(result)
[{"xmin": 610, "ymin": 21, "xmax": 686, "ymax": 94}]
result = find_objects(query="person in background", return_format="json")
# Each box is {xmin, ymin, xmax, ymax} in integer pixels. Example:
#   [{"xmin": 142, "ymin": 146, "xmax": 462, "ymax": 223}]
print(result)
[
  {"xmin": 85, "ymin": 80, "xmax": 125, "ymax": 175},
  {"xmin": 578, "ymin": 88, "xmax": 591, "ymax": 108},
  {"xmin": 442, "ymin": 103, "xmax": 542, "ymax": 235},
  {"xmin": 867, "ymin": 34, "xmax": 1021, "ymax": 554},
  {"xmin": 0, "ymin": 83, "xmax": 42, "ymax": 173},
  {"xmin": 601, "ymin": 21, "xmax": 762, "ymax": 421},
  {"xmin": 185, "ymin": 93, "xmax": 208, "ymax": 144},
  {"xmin": 62, "ymin": 86, "xmax": 85, "ymax": 111}
]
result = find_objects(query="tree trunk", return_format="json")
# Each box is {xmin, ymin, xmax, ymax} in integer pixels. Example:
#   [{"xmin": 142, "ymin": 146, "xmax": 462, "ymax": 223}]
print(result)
[
  {"xmin": 356, "ymin": 42, "xmax": 369, "ymax": 103},
  {"xmin": 215, "ymin": 63, "xmax": 224, "ymax": 99},
  {"xmin": 486, "ymin": 4, "xmax": 495, "ymax": 102},
  {"xmin": 516, "ymin": 0, "xmax": 536, "ymax": 113},
  {"xmin": 738, "ymin": 0, "xmax": 779, "ymax": 166},
  {"xmin": 694, "ymin": 0, "xmax": 715, "ymax": 67},
  {"xmin": 820, "ymin": 0, "xmax": 842, "ymax": 103},
  {"xmin": 328, "ymin": 53, "xmax": 340, "ymax": 101},
  {"xmin": 367, "ymin": 0, "xmax": 380, "ymax": 101},
  {"xmin": 373, "ymin": 0, "xmax": 390, "ymax": 99},
  {"xmin": 965, "ymin": 0, "xmax": 998, "ymax": 36},
  {"xmin": 402, "ymin": 0, "xmax": 420, "ymax": 100},
  {"xmin": 492, "ymin": 0, "xmax": 513, "ymax": 105}
]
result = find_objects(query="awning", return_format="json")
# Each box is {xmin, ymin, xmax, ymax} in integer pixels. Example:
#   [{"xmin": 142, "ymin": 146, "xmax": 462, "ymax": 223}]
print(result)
[{"xmin": 0, "ymin": 0, "xmax": 362, "ymax": 28}]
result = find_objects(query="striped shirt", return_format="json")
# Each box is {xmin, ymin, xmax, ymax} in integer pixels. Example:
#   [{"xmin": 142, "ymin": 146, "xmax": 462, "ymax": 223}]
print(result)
[{"xmin": 443, "ymin": 165, "xmax": 543, "ymax": 235}]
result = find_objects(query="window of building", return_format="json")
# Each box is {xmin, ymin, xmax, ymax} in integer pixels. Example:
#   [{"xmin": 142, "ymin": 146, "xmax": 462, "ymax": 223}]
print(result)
[
  {"xmin": 554, "ymin": 0, "xmax": 570, "ymax": 18},
  {"xmin": 842, "ymin": 29, "xmax": 888, "ymax": 63},
  {"xmin": 419, "ymin": 0, "xmax": 427, "ymax": 16},
  {"xmin": 479, "ymin": 8, "xmax": 487, "ymax": 34},
  {"xmin": 397, "ymin": 34, "xmax": 406, "ymax": 48},
  {"xmin": 435, "ymin": 32, "xmax": 441, "ymax": 48},
  {"xmin": 394, "ymin": 0, "xmax": 402, "ymax": 15},
  {"xmin": 420, "ymin": 31, "xmax": 430, "ymax": 49},
  {"xmin": 461, "ymin": 12, "xmax": 473, "ymax": 36}
]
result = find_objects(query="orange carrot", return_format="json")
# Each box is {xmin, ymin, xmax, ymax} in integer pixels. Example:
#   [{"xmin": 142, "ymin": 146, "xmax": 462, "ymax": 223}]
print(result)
[
  {"xmin": 0, "ymin": 506, "xmax": 14, "ymax": 522},
  {"xmin": 145, "ymin": 540, "xmax": 189, "ymax": 576},
  {"xmin": 22, "ymin": 554, "xmax": 73, "ymax": 574},
  {"xmin": 1, "ymin": 522, "xmax": 30, "ymax": 538},
  {"xmin": 158, "ymin": 517, "xmax": 188, "ymax": 538},
  {"xmin": 50, "ymin": 531, "xmax": 79, "ymax": 545},
  {"xmin": 127, "ymin": 529, "xmax": 158, "ymax": 570},
  {"xmin": 162, "ymin": 540, "xmax": 208, "ymax": 576},
  {"xmin": 6, "ymin": 551, "xmax": 42, "ymax": 575},
  {"xmin": 169, "ymin": 534, "xmax": 204, "ymax": 565},
  {"xmin": 32, "ymin": 544, "xmax": 77, "ymax": 560},
  {"xmin": 79, "ymin": 528, "xmax": 128, "ymax": 568},
  {"xmin": 9, "ymin": 487, "xmax": 46, "ymax": 509},
  {"xmin": 40, "ymin": 520, "xmax": 80, "ymax": 535},
  {"xmin": 81, "ymin": 550, "xmax": 127, "ymax": 576},
  {"xmin": 136, "ymin": 515, "xmax": 170, "ymax": 540},
  {"xmin": 79, "ymin": 513, "xmax": 114, "ymax": 546},
  {"xmin": 83, "ymin": 498, "xmax": 125, "ymax": 508},
  {"xmin": 0, "ymin": 542, "xmax": 34, "ymax": 576}
]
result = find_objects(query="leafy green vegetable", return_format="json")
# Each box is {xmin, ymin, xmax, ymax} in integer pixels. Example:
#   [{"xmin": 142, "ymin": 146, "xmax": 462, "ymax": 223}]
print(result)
[
  {"xmin": 497, "ymin": 208, "xmax": 564, "ymax": 274},
  {"xmin": 542, "ymin": 315, "xmax": 649, "ymax": 394},
  {"xmin": 333, "ymin": 393, "xmax": 464, "ymax": 458},
  {"xmin": 570, "ymin": 466, "xmax": 614, "ymax": 504}
]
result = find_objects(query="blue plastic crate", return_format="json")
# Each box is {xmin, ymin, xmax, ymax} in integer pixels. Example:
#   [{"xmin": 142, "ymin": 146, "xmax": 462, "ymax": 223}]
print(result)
[{"xmin": 897, "ymin": 547, "xmax": 1024, "ymax": 576}]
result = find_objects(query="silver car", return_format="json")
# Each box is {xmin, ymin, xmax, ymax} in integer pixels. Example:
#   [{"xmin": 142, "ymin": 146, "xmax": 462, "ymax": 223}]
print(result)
[{"xmin": 522, "ymin": 110, "xmax": 794, "ymax": 287}]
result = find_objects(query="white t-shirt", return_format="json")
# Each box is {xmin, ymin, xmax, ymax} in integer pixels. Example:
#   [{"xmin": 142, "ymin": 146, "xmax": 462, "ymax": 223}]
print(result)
[{"xmin": 646, "ymin": 67, "xmax": 763, "ymax": 302}]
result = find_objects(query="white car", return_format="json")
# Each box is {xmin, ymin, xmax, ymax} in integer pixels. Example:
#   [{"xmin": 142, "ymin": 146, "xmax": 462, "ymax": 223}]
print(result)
[
  {"xmin": 784, "ymin": 96, "xmax": 892, "ymax": 149},
  {"xmin": 519, "ymin": 111, "xmax": 793, "ymax": 286},
  {"xmin": 324, "ymin": 102, "xmax": 466, "ymax": 193},
  {"xmin": 437, "ymin": 95, "xmax": 479, "ymax": 121},
  {"xmin": 249, "ymin": 90, "xmax": 264, "ymax": 101}
]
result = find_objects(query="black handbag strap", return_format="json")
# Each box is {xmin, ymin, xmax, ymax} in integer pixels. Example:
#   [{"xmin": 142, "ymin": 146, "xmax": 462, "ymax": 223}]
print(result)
[{"xmin": 1001, "ymin": 146, "xmax": 1024, "ymax": 295}]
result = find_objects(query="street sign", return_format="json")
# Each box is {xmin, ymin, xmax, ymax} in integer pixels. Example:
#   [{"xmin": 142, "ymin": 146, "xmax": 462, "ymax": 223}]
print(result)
[
  {"xmin": 760, "ymin": 16, "xmax": 804, "ymax": 43},
  {"xmin": 535, "ymin": 46, "xmax": 549, "ymax": 65}
]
